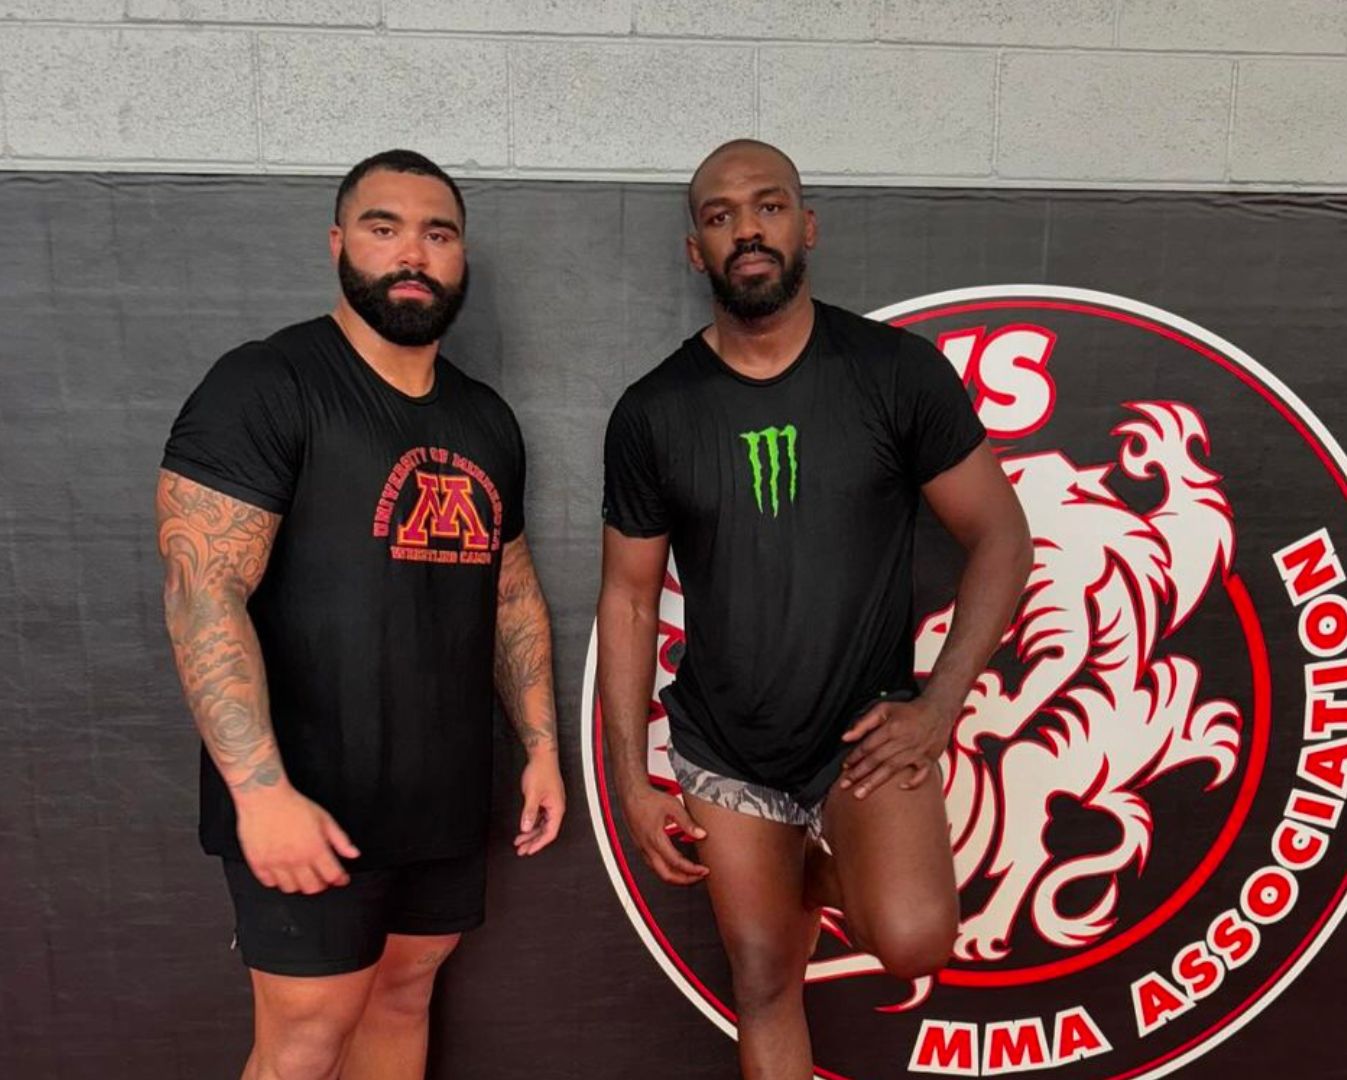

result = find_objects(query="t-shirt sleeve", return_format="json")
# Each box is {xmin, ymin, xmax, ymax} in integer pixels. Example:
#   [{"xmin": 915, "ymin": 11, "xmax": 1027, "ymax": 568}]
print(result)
[
  {"xmin": 602, "ymin": 389, "xmax": 670, "ymax": 538},
  {"xmin": 500, "ymin": 403, "xmax": 527, "ymax": 544},
  {"xmin": 160, "ymin": 342, "xmax": 304, "ymax": 514},
  {"xmin": 895, "ymin": 331, "xmax": 987, "ymax": 486}
]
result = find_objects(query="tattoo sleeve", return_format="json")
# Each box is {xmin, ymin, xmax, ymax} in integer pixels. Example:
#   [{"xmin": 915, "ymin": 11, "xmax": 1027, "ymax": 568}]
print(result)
[
  {"xmin": 156, "ymin": 469, "xmax": 287, "ymax": 796},
  {"xmin": 493, "ymin": 535, "xmax": 559, "ymax": 755}
]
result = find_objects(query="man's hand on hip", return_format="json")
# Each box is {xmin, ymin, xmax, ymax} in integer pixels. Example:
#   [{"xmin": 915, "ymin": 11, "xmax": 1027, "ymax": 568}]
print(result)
[{"xmin": 839, "ymin": 697, "xmax": 956, "ymax": 799}]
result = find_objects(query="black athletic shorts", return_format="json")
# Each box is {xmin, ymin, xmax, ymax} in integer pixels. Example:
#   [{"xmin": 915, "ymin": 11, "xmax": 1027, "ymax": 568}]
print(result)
[{"xmin": 222, "ymin": 850, "xmax": 486, "ymax": 976}]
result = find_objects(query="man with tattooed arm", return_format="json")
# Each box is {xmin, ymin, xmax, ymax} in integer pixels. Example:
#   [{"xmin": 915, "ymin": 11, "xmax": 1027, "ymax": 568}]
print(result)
[{"xmin": 157, "ymin": 149, "xmax": 564, "ymax": 1080}]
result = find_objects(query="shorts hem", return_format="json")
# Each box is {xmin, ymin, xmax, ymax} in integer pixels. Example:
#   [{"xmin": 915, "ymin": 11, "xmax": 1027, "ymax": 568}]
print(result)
[
  {"xmin": 388, "ymin": 910, "xmax": 484, "ymax": 937},
  {"xmin": 239, "ymin": 951, "xmax": 383, "ymax": 978}
]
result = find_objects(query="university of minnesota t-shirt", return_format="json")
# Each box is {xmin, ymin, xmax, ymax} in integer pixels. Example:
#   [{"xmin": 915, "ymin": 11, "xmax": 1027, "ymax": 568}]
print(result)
[
  {"xmin": 602, "ymin": 300, "xmax": 985, "ymax": 805},
  {"xmin": 163, "ymin": 316, "xmax": 524, "ymax": 867}
]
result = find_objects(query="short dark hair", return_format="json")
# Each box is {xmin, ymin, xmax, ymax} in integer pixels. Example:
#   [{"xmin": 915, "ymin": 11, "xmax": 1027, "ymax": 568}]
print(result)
[{"xmin": 334, "ymin": 149, "xmax": 466, "ymax": 226}]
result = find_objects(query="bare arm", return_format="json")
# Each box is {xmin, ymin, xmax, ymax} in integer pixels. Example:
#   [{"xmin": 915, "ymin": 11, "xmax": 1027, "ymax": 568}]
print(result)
[
  {"xmin": 495, "ymin": 534, "xmax": 565, "ymax": 855},
  {"xmin": 842, "ymin": 442, "xmax": 1032, "ymax": 796},
  {"xmin": 597, "ymin": 527, "xmax": 707, "ymax": 883},
  {"xmin": 156, "ymin": 468, "xmax": 358, "ymax": 892},
  {"xmin": 596, "ymin": 529, "xmax": 665, "ymax": 797},
  {"xmin": 917, "ymin": 441, "xmax": 1033, "ymax": 722},
  {"xmin": 494, "ymin": 534, "xmax": 559, "ymax": 755},
  {"xmin": 157, "ymin": 468, "xmax": 285, "ymax": 794}
]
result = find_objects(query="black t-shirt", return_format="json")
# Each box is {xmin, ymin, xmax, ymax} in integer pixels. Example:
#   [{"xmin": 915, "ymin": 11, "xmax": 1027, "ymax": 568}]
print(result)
[
  {"xmin": 163, "ymin": 316, "xmax": 525, "ymax": 867},
  {"xmin": 602, "ymin": 301, "xmax": 984, "ymax": 805}
]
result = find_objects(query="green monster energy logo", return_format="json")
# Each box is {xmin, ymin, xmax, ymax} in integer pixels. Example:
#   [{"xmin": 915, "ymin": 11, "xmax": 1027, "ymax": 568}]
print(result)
[{"xmin": 739, "ymin": 424, "xmax": 799, "ymax": 516}]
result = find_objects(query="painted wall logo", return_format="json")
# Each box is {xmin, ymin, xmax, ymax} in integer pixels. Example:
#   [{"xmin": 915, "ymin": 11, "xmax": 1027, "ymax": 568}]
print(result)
[
  {"xmin": 580, "ymin": 286, "xmax": 1347, "ymax": 1079},
  {"xmin": 740, "ymin": 423, "xmax": 800, "ymax": 516},
  {"xmin": 370, "ymin": 445, "xmax": 503, "ymax": 565}
]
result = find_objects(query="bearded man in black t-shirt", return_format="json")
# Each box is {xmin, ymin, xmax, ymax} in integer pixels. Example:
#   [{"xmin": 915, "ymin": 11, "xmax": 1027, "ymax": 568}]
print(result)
[
  {"xmin": 157, "ymin": 150, "xmax": 565, "ymax": 1080},
  {"xmin": 598, "ymin": 140, "xmax": 1032, "ymax": 1080}
]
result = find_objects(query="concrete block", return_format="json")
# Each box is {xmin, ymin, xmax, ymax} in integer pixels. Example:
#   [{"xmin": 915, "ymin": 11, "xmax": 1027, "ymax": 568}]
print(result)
[
  {"xmin": 1232, "ymin": 59, "xmax": 1347, "ymax": 182},
  {"xmin": 997, "ymin": 51, "xmax": 1231, "ymax": 181},
  {"xmin": 259, "ymin": 32, "xmax": 508, "ymax": 167},
  {"xmin": 759, "ymin": 45, "xmax": 996, "ymax": 175},
  {"xmin": 387, "ymin": 0, "xmax": 632, "ymax": 35},
  {"xmin": 0, "ymin": 1, "xmax": 121, "ymax": 19},
  {"xmin": 127, "ymin": 0, "xmax": 379, "ymax": 25},
  {"xmin": 512, "ymin": 41, "xmax": 754, "ymax": 170},
  {"xmin": 0, "ymin": 26, "xmax": 256, "ymax": 161},
  {"xmin": 881, "ymin": 0, "xmax": 1115, "ymax": 47},
  {"xmin": 635, "ymin": 0, "xmax": 877, "ymax": 41},
  {"xmin": 1120, "ymin": 0, "xmax": 1347, "ymax": 55}
]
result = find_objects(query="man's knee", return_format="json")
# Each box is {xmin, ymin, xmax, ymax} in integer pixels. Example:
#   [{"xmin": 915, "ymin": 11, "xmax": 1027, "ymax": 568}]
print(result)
[
  {"xmin": 369, "ymin": 935, "xmax": 461, "ymax": 1019},
  {"xmin": 255, "ymin": 1016, "xmax": 352, "ymax": 1080},
  {"xmin": 859, "ymin": 908, "xmax": 958, "ymax": 981},
  {"xmin": 724, "ymin": 930, "xmax": 808, "ymax": 1016}
]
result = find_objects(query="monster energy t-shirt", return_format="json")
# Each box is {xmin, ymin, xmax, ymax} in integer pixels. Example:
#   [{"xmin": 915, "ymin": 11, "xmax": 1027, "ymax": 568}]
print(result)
[
  {"xmin": 602, "ymin": 300, "xmax": 985, "ymax": 804},
  {"xmin": 162, "ymin": 316, "xmax": 525, "ymax": 867}
]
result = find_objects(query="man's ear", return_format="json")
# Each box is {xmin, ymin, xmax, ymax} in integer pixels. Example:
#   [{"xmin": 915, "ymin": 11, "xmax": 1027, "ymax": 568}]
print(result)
[{"xmin": 686, "ymin": 233, "xmax": 708, "ymax": 275}]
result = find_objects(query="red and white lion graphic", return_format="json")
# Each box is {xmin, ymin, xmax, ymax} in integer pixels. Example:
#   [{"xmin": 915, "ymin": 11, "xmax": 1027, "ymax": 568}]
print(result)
[{"xmin": 918, "ymin": 400, "xmax": 1242, "ymax": 965}]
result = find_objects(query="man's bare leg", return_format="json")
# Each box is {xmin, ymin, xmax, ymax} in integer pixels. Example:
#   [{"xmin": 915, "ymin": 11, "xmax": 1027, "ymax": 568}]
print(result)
[
  {"xmin": 341, "ymin": 932, "xmax": 461, "ymax": 1080},
  {"xmin": 243, "ymin": 965, "xmax": 379, "ymax": 1080},
  {"xmin": 822, "ymin": 768, "xmax": 958, "ymax": 979},
  {"xmin": 685, "ymin": 793, "xmax": 817, "ymax": 1080}
]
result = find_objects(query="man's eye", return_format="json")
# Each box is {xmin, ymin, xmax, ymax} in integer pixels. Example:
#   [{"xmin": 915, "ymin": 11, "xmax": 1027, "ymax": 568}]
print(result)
[
  {"xmin": 708, "ymin": 212, "xmax": 729, "ymax": 226},
  {"xmin": 372, "ymin": 225, "xmax": 394, "ymax": 237},
  {"xmin": 761, "ymin": 203, "xmax": 782, "ymax": 213},
  {"xmin": 427, "ymin": 232, "xmax": 450, "ymax": 243}
]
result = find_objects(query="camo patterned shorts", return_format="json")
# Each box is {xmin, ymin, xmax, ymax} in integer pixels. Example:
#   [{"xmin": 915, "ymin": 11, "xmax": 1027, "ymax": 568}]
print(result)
[{"xmin": 667, "ymin": 745, "xmax": 825, "ymax": 838}]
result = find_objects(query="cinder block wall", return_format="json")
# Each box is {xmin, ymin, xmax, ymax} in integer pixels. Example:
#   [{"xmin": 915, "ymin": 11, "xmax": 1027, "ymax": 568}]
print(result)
[{"xmin": 1, "ymin": 0, "xmax": 1343, "ymax": 189}]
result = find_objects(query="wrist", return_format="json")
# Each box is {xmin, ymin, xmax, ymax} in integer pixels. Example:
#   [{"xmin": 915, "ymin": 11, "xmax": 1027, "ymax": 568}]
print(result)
[
  {"xmin": 231, "ymin": 775, "xmax": 295, "ymax": 810},
  {"xmin": 615, "ymin": 768, "xmax": 654, "ymax": 804},
  {"xmin": 919, "ymin": 683, "xmax": 965, "ymax": 728},
  {"xmin": 525, "ymin": 740, "xmax": 560, "ymax": 762}
]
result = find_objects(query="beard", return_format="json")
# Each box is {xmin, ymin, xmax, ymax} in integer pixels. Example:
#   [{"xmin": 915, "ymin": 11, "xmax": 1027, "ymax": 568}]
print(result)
[
  {"xmin": 706, "ymin": 239, "xmax": 807, "ymax": 321},
  {"xmin": 337, "ymin": 250, "xmax": 466, "ymax": 347}
]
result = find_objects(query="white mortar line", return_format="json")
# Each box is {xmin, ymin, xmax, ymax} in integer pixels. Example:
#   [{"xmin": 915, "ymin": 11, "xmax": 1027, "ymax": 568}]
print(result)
[
  {"xmin": 4, "ymin": 158, "xmax": 1344, "ymax": 193},
  {"xmin": 991, "ymin": 48, "xmax": 1004, "ymax": 179},
  {"xmin": 4, "ymin": 20, "xmax": 1347, "ymax": 59},
  {"xmin": 752, "ymin": 45, "xmax": 760, "ymax": 138},
  {"xmin": 250, "ymin": 30, "xmax": 264, "ymax": 168}
]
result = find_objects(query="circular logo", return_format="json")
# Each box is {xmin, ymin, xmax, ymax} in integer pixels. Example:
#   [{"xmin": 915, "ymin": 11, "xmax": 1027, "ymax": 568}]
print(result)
[{"xmin": 582, "ymin": 286, "xmax": 1347, "ymax": 1079}]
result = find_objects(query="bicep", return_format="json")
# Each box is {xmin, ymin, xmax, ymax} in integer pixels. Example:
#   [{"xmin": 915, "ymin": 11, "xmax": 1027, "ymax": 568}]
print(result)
[
  {"xmin": 920, "ymin": 442, "xmax": 1025, "ymax": 551},
  {"xmin": 156, "ymin": 468, "xmax": 281, "ymax": 601}
]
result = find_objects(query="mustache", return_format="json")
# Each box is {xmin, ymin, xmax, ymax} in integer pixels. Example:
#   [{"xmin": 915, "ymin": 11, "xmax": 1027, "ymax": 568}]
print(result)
[
  {"xmin": 723, "ymin": 240, "xmax": 786, "ymax": 276},
  {"xmin": 379, "ymin": 268, "xmax": 453, "ymax": 300}
]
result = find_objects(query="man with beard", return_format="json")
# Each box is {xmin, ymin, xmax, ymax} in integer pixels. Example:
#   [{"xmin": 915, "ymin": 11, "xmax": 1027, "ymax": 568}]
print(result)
[
  {"xmin": 157, "ymin": 149, "xmax": 564, "ymax": 1080},
  {"xmin": 598, "ymin": 140, "xmax": 1031, "ymax": 1079}
]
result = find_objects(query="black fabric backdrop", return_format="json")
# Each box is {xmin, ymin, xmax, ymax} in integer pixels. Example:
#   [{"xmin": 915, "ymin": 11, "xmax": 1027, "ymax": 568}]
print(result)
[{"xmin": 2, "ymin": 173, "xmax": 1346, "ymax": 1079}]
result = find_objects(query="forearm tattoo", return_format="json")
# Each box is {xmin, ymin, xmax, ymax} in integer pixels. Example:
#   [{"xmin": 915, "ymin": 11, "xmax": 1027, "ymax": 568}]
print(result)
[
  {"xmin": 156, "ymin": 470, "xmax": 284, "ymax": 793},
  {"xmin": 494, "ymin": 537, "xmax": 558, "ymax": 753}
]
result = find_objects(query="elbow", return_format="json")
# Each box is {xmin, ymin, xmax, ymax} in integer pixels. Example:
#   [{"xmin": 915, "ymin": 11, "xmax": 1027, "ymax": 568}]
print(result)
[
  {"xmin": 596, "ymin": 587, "xmax": 656, "ymax": 634},
  {"xmin": 161, "ymin": 579, "xmax": 190, "ymax": 639}
]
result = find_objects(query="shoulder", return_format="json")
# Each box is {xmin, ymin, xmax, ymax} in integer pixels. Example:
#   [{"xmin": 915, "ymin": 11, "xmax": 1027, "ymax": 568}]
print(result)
[
  {"xmin": 816, "ymin": 300, "xmax": 940, "ymax": 368},
  {"xmin": 191, "ymin": 335, "xmax": 306, "ymax": 409},
  {"xmin": 443, "ymin": 362, "xmax": 524, "ymax": 440},
  {"xmin": 446, "ymin": 363, "xmax": 512, "ymax": 414},
  {"xmin": 615, "ymin": 338, "xmax": 701, "ymax": 417},
  {"xmin": 200, "ymin": 318, "xmax": 340, "ymax": 391}
]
